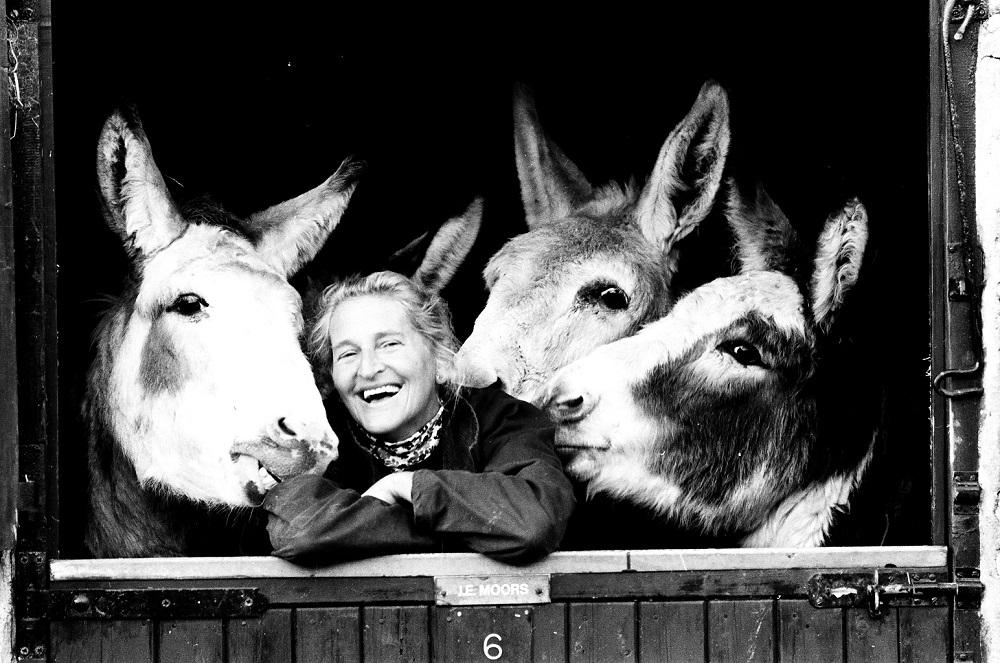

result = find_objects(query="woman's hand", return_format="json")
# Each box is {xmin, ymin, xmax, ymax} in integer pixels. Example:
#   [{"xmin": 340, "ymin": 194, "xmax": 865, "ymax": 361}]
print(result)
[{"xmin": 362, "ymin": 471, "xmax": 414, "ymax": 505}]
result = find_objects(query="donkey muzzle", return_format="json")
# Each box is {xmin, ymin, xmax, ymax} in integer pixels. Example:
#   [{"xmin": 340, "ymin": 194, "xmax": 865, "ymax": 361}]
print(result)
[{"xmin": 542, "ymin": 383, "xmax": 598, "ymax": 424}]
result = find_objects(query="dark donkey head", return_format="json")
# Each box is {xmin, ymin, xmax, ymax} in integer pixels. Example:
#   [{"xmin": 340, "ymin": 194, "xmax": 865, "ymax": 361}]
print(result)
[
  {"xmin": 84, "ymin": 106, "xmax": 358, "ymax": 557},
  {"xmin": 454, "ymin": 82, "xmax": 731, "ymax": 405},
  {"xmin": 542, "ymin": 183, "xmax": 872, "ymax": 547}
]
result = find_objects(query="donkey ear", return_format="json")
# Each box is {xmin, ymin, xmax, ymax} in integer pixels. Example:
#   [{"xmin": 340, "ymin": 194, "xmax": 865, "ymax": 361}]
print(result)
[
  {"xmin": 726, "ymin": 180, "xmax": 800, "ymax": 274},
  {"xmin": 412, "ymin": 197, "xmax": 484, "ymax": 294},
  {"xmin": 634, "ymin": 81, "xmax": 730, "ymax": 253},
  {"xmin": 514, "ymin": 84, "xmax": 593, "ymax": 228},
  {"xmin": 247, "ymin": 158, "xmax": 363, "ymax": 278},
  {"xmin": 810, "ymin": 198, "xmax": 868, "ymax": 330},
  {"xmin": 96, "ymin": 105, "xmax": 186, "ymax": 257}
]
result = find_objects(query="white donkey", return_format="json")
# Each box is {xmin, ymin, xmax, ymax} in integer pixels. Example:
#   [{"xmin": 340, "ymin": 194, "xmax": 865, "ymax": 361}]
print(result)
[
  {"xmin": 84, "ymin": 106, "xmax": 355, "ymax": 557},
  {"xmin": 455, "ymin": 82, "xmax": 730, "ymax": 405},
  {"xmin": 542, "ymin": 183, "xmax": 873, "ymax": 547}
]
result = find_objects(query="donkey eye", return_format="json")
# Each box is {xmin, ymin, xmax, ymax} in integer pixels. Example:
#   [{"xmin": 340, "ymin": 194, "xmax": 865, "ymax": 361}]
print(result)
[
  {"xmin": 578, "ymin": 283, "xmax": 630, "ymax": 311},
  {"xmin": 167, "ymin": 293, "xmax": 208, "ymax": 317},
  {"xmin": 720, "ymin": 341, "xmax": 765, "ymax": 368},
  {"xmin": 599, "ymin": 287, "xmax": 630, "ymax": 310}
]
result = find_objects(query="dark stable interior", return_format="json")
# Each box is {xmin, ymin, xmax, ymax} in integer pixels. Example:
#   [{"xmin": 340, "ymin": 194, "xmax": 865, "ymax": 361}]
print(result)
[{"xmin": 52, "ymin": 5, "xmax": 930, "ymax": 557}]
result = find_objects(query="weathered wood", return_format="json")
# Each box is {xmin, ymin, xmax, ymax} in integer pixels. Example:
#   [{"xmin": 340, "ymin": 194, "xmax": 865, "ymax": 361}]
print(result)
[
  {"xmin": 50, "ymin": 619, "xmax": 154, "ymax": 663},
  {"xmin": 638, "ymin": 600, "xmax": 705, "ymax": 662},
  {"xmin": 49, "ymin": 547, "xmax": 949, "ymax": 581},
  {"xmin": 1, "ymin": 0, "xmax": 21, "ymax": 659},
  {"xmin": 530, "ymin": 603, "xmax": 566, "ymax": 663},
  {"xmin": 707, "ymin": 600, "xmax": 774, "ymax": 663},
  {"xmin": 898, "ymin": 606, "xmax": 949, "ymax": 663},
  {"xmin": 628, "ymin": 547, "xmax": 947, "ymax": 571},
  {"xmin": 227, "ymin": 609, "xmax": 292, "ymax": 663},
  {"xmin": 363, "ymin": 605, "xmax": 429, "ymax": 663},
  {"xmin": 844, "ymin": 608, "xmax": 898, "ymax": 662},
  {"xmin": 36, "ymin": 0, "xmax": 58, "ymax": 561},
  {"xmin": 0, "ymin": 554, "xmax": 11, "ymax": 663},
  {"xmin": 778, "ymin": 599, "xmax": 843, "ymax": 663},
  {"xmin": 295, "ymin": 607, "xmax": 360, "ymax": 663},
  {"xmin": 9, "ymin": 0, "xmax": 54, "ymax": 559},
  {"xmin": 159, "ymin": 619, "xmax": 224, "ymax": 663},
  {"xmin": 567, "ymin": 602, "xmax": 635, "ymax": 662},
  {"xmin": 432, "ymin": 606, "xmax": 534, "ymax": 663}
]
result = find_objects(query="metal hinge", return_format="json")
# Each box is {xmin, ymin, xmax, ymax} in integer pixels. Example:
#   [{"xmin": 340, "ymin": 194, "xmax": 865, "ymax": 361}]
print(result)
[
  {"xmin": 954, "ymin": 472, "xmax": 982, "ymax": 515},
  {"xmin": 948, "ymin": 0, "xmax": 986, "ymax": 41},
  {"xmin": 808, "ymin": 569, "xmax": 984, "ymax": 618}
]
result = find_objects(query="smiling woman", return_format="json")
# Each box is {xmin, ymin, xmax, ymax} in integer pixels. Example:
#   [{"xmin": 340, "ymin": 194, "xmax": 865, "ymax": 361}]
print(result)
[{"xmin": 262, "ymin": 271, "xmax": 577, "ymax": 564}]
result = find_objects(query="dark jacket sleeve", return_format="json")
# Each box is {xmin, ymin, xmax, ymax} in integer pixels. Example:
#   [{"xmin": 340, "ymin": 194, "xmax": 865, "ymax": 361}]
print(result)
[
  {"xmin": 411, "ymin": 389, "xmax": 576, "ymax": 564},
  {"xmin": 263, "ymin": 473, "xmax": 437, "ymax": 562}
]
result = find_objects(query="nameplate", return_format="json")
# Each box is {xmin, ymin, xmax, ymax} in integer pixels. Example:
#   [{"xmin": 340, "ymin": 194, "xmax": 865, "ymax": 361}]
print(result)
[{"xmin": 434, "ymin": 574, "xmax": 551, "ymax": 606}]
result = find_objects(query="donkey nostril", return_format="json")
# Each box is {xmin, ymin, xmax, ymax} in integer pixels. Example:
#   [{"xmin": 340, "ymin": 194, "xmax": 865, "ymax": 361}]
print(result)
[
  {"xmin": 550, "ymin": 391, "xmax": 595, "ymax": 423},
  {"xmin": 277, "ymin": 417, "xmax": 296, "ymax": 438}
]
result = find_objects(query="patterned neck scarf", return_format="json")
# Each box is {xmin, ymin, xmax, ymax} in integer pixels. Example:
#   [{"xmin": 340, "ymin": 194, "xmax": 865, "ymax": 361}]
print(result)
[{"xmin": 357, "ymin": 405, "xmax": 445, "ymax": 471}]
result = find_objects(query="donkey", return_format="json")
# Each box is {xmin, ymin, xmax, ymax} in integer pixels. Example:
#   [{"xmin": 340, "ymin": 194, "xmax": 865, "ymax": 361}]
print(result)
[
  {"xmin": 541, "ymin": 183, "xmax": 874, "ymax": 547},
  {"xmin": 84, "ymin": 106, "xmax": 357, "ymax": 557},
  {"xmin": 454, "ymin": 82, "xmax": 730, "ymax": 405}
]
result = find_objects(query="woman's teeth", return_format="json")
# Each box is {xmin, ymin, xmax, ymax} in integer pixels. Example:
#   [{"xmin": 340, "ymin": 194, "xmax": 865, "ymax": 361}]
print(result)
[{"xmin": 362, "ymin": 385, "xmax": 401, "ymax": 402}]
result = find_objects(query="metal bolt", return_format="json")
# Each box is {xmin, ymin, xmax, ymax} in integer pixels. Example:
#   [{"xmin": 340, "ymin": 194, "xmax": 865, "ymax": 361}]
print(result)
[
  {"xmin": 33, "ymin": 646, "xmax": 44, "ymax": 656},
  {"xmin": 18, "ymin": 647, "xmax": 28, "ymax": 656},
  {"xmin": 161, "ymin": 599, "xmax": 172, "ymax": 608},
  {"xmin": 244, "ymin": 597, "xmax": 254, "ymax": 607},
  {"xmin": 814, "ymin": 597, "xmax": 825, "ymax": 607},
  {"xmin": 72, "ymin": 594, "xmax": 91, "ymax": 612}
]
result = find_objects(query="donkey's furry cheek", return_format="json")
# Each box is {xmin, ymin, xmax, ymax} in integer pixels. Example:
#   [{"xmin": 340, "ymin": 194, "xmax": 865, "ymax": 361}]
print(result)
[{"xmin": 138, "ymin": 319, "xmax": 190, "ymax": 394}]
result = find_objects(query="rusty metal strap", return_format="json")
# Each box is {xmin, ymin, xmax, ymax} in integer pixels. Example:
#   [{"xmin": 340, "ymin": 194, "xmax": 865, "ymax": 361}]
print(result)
[{"xmin": 43, "ymin": 587, "xmax": 269, "ymax": 620}]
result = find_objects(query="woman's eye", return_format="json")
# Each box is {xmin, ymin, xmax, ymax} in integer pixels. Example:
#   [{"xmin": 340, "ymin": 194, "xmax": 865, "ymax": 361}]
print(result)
[
  {"xmin": 720, "ymin": 341, "xmax": 766, "ymax": 368},
  {"xmin": 167, "ymin": 293, "xmax": 207, "ymax": 317}
]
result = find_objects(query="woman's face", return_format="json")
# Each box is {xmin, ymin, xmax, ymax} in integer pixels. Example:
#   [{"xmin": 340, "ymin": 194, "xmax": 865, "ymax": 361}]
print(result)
[{"xmin": 327, "ymin": 295, "xmax": 441, "ymax": 441}]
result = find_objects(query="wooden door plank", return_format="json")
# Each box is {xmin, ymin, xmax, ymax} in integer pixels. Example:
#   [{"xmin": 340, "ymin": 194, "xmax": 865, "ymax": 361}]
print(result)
[
  {"xmin": 898, "ymin": 607, "xmax": 949, "ymax": 663},
  {"xmin": 228, "ymin": 609, "xmax": 293, "ymax": 663},
  {"xmin": 778, "ymin": 600, "xmax": 843, "ymax": 663},
  {"xmin": 530, "ymin": 603, "xmax": 567, "ymax": 663},
  {"xmin": 159, "ymin": 619, "xmax": 224, "ymax": 663},
  {"xmin": 51, "ymin": 619, "xmax": 154, "ymax": 663},
  {"xmin": 638, "ymin": 601, "xmax": 705, "ymax": 662},
  {"xmin": 707, "ymin": 600, "xmax": 774, "ymax": 663},
  {"xmin": 363, "ymin": 605, "xmax": 429, "ymax": 663},
  {"xmin": 567, "ymin": 602, "xmax": 635, "ymax": 662},
  {"xmin": 845, "ymin": 608, "xmax": 898, "ymax": 662},
  {"xmin": 431, "ymin": 606, "xmax": 534, "ymax": 663},
  {"xmin": 296, "ymin": 607, "xmax": 361, "ymax": 663}
]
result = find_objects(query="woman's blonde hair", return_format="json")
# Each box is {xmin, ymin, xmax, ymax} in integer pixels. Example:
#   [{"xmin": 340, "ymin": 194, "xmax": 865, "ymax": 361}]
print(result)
[{"xmin": 309, "ymin": 271, "xmax": 461, "ymax": 397}]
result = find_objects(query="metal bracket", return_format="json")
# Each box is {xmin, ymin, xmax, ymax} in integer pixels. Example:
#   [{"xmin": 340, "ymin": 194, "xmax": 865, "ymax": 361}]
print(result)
[
  {"xmin": 948, "ymin": 0, "xmax": 986, "ymax": 41},
  {"xmin": 14, "ymin": 551, "xmax": 47, "ymax": 662},
  {"xmin": 954, "ymin": 472, "xmax": 982, "ymax": 515},
  {"xmin": 933, "ymin": 362, "xmax": 983, "ymax": 398},
  {"xmin": 808, "ymin": 569, "xmax": 983, "ymax": 617},
  {"xmin": 42, "ymin": 587, "xmax": 269, "ymax": 620}
]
